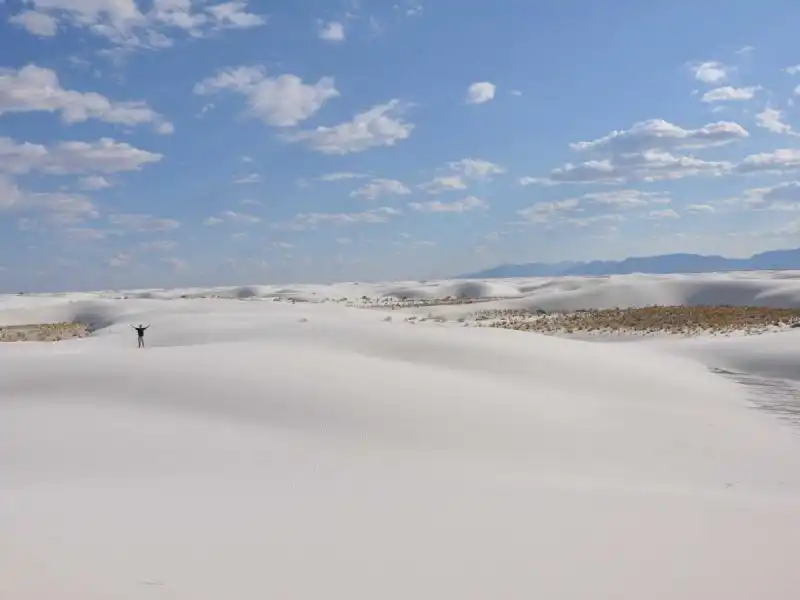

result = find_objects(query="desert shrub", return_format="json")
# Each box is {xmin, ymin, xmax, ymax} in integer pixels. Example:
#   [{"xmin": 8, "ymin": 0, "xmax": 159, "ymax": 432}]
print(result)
[{"xmin": 477, "ymin": 305, "xmax": 800, "ymax": 337}]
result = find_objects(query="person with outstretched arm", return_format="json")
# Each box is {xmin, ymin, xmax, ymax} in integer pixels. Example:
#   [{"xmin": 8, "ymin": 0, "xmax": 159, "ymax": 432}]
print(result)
[{"xmin": 131, "ymin": 324, "xmax": 149, "ymax": 348}]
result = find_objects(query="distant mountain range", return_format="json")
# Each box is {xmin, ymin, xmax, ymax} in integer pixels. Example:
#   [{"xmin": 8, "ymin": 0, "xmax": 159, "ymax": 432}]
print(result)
[{"xmin": 459, "ymin": 249, "xmax": 800, "ymax": 279}]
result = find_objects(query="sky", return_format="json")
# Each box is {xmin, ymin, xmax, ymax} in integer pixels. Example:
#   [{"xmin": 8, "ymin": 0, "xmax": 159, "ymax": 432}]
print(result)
[{"xmin": 2, "ymin": 0, "xmax": 800, "ymax": 291}]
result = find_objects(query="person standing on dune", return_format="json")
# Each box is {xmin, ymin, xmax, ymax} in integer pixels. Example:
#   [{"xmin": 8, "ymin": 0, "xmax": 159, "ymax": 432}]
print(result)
[{"xmin": 131, "ymin": 324, "xmax": 149, "ymax": 348}]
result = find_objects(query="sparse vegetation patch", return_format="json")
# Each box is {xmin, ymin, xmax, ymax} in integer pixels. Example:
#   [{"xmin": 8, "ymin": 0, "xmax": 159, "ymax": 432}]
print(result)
[
  {"xmin": 0, "ymin": 322, "xmax": 89, "ymax": 342},
  {"xmin": 477, "ymin": 305, "xmax": 800, "ymax": 337}
]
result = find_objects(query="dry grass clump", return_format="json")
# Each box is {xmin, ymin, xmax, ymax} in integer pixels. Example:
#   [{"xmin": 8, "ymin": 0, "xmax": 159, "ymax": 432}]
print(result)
[
  {"xmin": 481, "ymin": 305, "xmax": 800, "ymax": 337},
  {"xmin": 0, "ymin": 322, "xmax": 89, "ymax": 342}
]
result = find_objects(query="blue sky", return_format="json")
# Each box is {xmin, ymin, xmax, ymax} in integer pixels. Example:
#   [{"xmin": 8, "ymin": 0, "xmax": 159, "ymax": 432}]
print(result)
[{"xmin": 2, "ymin": 0, "xmax": 800, "ymax": 291}]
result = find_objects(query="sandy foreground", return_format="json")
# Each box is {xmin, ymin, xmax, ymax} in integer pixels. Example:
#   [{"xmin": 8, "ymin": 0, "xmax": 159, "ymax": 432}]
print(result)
[{"xmin": 2, "ymin": 272, "xmax": 800, "ymax": 599}]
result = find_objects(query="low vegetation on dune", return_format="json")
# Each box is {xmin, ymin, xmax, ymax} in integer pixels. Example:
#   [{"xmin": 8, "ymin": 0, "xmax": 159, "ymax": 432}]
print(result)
[
  {"xmin": 0, "ymin": 322, "xmax": 89, "ymax": 342},
  {"xmin": 478, "ymin": 305, "xmax": 800, "ymax": 337}
]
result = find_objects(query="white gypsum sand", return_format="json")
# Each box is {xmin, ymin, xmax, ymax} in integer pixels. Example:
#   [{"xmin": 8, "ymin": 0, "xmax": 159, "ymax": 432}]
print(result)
[{"xmin": 2, "ymin": 271, "xmax": 800, "ymax": 599}]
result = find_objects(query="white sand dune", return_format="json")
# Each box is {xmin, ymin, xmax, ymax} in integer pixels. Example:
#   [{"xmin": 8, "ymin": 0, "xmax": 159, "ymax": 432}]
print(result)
[{"xmin": 2, "ymin": 272, "xmax": 800, "ymax": 599}]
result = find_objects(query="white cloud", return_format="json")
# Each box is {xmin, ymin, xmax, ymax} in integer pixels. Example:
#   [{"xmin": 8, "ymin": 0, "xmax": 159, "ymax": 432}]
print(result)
[
  {"xmin": 109, "ymin": 213, "xmax": 180, "ymax": 232},
  {"xmin": 701, "ymin": 86, "xmax": 760, "ymax": 103},
  {"xmin": 66, "ymin": 227, "xmax": 109, "ymax": 241},
  {"xmin": 221, "ymin": 210, "xmax": 260, "ymax": 224},
  {"xmin": 466, "ymin": 82, "xmax": 496, "ymax": 105},
  {"xmin": 410, "ymin": 195, "xmax": 487, "ymax": 213},
  {"xmin": 736, "ymin": 148, "xmax": 800, "ymax": 174},
  {"xmin": 318, "ymin": 21, "xmax": 345, "ymax": 42},
  {"xmin": 195, "ymin": 65, "xmax": 338, "ymax": 127},
  {"xmin": 517, "ymin": 198, "xmax": 581, "ymax": 223},
  {"xmin": 286, "ymin": 100, "xmax": 413, "ymax": 154},
  {"xmin": 518, "ymin": 176, "xmax": 542, "ymax": 186},
  {"xmin": 571, "ymin": 119, "xmax": 748, "ymax": 154},
  {"xmin": 0, "ymin": 65, "xmax": 172, "ymax": 132},
  {"xmin": 9, "ymin": 0, "xmax": 266, "ymax": 49},
  {"xmin": 546, "ymin": 151, "xmax": 732, "ymax": 184},
  {"xmin": 204, "ymin": 210, "xmax": 260, "ymax": 225},
  {"xmin": 755, "ymin": 108, "xmax": 796, "ymax": 135},
  {"xmin": 319, "ymin": 172, "xmax": 368, "ymax": 181},
  {"xmin": 140, "ymin": 240, "xmax": 177, "ymax": 252},
  {"xmin": 447, "ymin": 158, "xmax": 506, "ymax": 180},
  {"xmin": 568, "ymin": 214, "xmax": 625, "ymax": 228},
  {"xmin": 517, "ymin": 189, "xmax": 669, "ymax": 226},
  {"xmin": 729, "ymin": 183, "xmax": 800, "ymax": 211},
  {"xmin": 685, "ymin": 204, "xmax": 715, "ymax": 213},
  {"xmin": 583, "ymin": 189, "xmax": 670, "ymax": 208},
  {"xmin": 402, "ymin": 2, "xmax": 424, "ymax": 17},
  {"xmin": 234, "ymin": 172, "xmax": 261, "ymax": 184},
  {"xmin": 647, "ymin": 208, "xmax": 679, "ymax": 219},
  {"xmin": 284, "ymin": 206, "xmax": 400, "ymax": 229},
  {"xmin": 785, "ymin": 65, "xmax": 800, "ymax": 75},
  {"xmin": 335, "ymin": 237, "xmax": 351, "ymax": 244},
  {"xmin": 78, "ymin": 175, "xmax": 112, "ymax": 190},
  {"xmin": 0, "ymin": 174, "xmax": 98, "ymax": 223},
  {"xmin": 9, "ymin": 10, "xmax": 58, "ymax": 36},
  {"xmin": 350, "ymin": 178, "xmax": 411, "ymax": 200},
  {"xmin": 533, "ymin": 118, "xmax": 748, "ymax": 184},
  {"xmin": 205, "ymin": 1, "xmax": 265, "ymax": 29},
  {"xmin": 762, "ymin": 181, "xmax": 800, "ymax": 203},
  {"xmin": 0, "ymin": 137, "xmax": 163, "ymax": 175},
  {"xmin": 419, "ymin": 175, "xmax": 467, "ymax": 194},
  {"xmin": 419, "ymin": 158, "xmax": 505, "ymax": 194},
  {"xmin": 689, "ymin": 60, "xmax": 731, "ymax": 84}
]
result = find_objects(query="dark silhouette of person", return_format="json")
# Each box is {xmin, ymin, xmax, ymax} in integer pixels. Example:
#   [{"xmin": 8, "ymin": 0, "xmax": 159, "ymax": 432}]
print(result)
[{"xmin": 131, "ymin": 324, "xmax": 149, "ymax": 348}]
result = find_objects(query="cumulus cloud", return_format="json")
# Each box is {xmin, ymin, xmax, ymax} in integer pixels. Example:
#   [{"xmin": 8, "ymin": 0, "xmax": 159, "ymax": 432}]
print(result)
[
  {"xmin": 8, "ymin": 10, "xmax": 58, "ymax": 36},
  {"xmin": 529, "ymin": 118, "xmax": 748, "ymax": 185},
  {"xmin": 350, "ymin": 178, "xmax": 411, "ymax": 200},
  {"xmin": 0, "ymin": 65, "xmax": 172, "ymax": 132},
  {"xmin": 755, "ymin": 108, "xmax": 796, "ymax": 135},
  {"xmin": 517, "ymin": 198, "xmax": 581, "ymax": 223},
  {"xmin": 517, "ymin": 189, "xmax": 672, "ymax": 227},
  {"xmin": 466, "ymin": 82, "xmax": 496, "ymax": 105},
  {"xmin": 447, "ymin": 158, "xmax": 506, "ymax": 180},
  {"xmin": 701, "ymin": 86, "xmax": 760, "ymax": 103},
  {"xmin": 685, "ymin": 204, "xmax": 715, "ymax": 213},
  {"xmin": 0, "ymin": 137, "xmax": 163, "ymax": 175},
  {"xmin": 582, "ymin": 189, "xmax": 670, "ymax": 208},
  {"xmin": 8, "ymin": 0, "xmax": 266, "ymax": 49},
  {"xmin": 647, "ymin": 208, "xmax": 679, "ymax": 219},
  {"xmin": 419, "ymin": 175, "xmax": 468, "ymax": 194},
  {"xmin": 319, "ymin": 172, "xmax": 368, "ymax": 181},
  {"xmin": 418, "ymin": 158, "xmax": 505, "ymax": 194},
  {"xmin": 195, "ymin": 65, "xmax": 339, "ymax": 127},
  {"xmin": 688, "ymin": 60, "xmax": 731, "ymax": 84},
  {"xmin": 736, "ymin": 148, "xmax": 800, "ymax": 174},
  {"xmin": 285, "ymin": 100, "xmax": 414, "ymax": 154},
  {"xmin": 283, "ymin": 207, "xmax": 401, "ymax": 229},
  {"xmin": 409, "ymin": 195, "xmax": 487, "ymax": 213},
  {"xmin": 571, "ymin": 119, "xmax": 748, "ymax": 155},
  {"xmin": 109, "ymin": 213, "xmax": 180, "ymax": 232},
  {"xmin": 318, "ymin": 21, "xmax": 345, "ymax": 42},
  {"xmin": 233, "ymin": 173, "xmax": 262, "ymax": 184},
  {"xmin": 204, "ymin": 210, "xmax": 261, "ymax": 225},
  {"xmin": 78, "ymin": 175, "xmax": 112, "ymax": 190},
  {"xmin": 0, "ymin": 174, "xmax": 97, "ymax": 224},
  {"xmin": 546, "ymin": 151, "xmax": 733, "ymax": 184}
]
